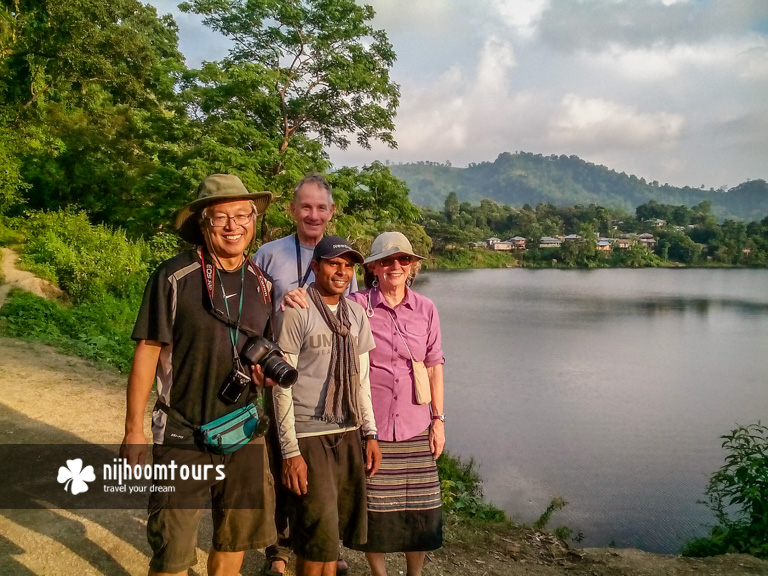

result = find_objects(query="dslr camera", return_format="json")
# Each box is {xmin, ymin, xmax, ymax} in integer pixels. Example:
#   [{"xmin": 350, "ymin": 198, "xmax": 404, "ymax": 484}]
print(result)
[{"xmin": 219, "ymin": 336, "xmax": 298, "ymax": 404}]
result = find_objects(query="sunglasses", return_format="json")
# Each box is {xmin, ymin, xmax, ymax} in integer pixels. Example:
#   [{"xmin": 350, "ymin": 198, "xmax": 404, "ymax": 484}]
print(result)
[{"xmin": 379, "ymin": 254, "xmax": 413, "ymax": 267}]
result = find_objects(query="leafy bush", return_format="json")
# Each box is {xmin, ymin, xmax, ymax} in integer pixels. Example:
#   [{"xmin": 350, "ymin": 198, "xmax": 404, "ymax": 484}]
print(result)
[
  {"xmin": 0, "ymin": 216, "xmax": 24, "ymax": 246},
  {"xmin": 435, "ymin": 248, "xmax": 516, "ymax": 269},
  {"xmin": 0, "ymin": 290, "xmax": 137, "ymax": 372},
  {"xmin": 682, "ymin": 422, "xmax": 768, "ymax": 559},
  {"xmin": 438, "ymin": 452, "xmax": 507, "ymax": 521},
  {"xmin": 19, "ymin": 209, "xmax": 154, "ymax": 303},
  {"xmin": 533, "ymin": 496, "xmax": 568, "ymax": 530},
  {"xmin": 0, "ymin": 210, "xmax": 180, "ymax": 372}
]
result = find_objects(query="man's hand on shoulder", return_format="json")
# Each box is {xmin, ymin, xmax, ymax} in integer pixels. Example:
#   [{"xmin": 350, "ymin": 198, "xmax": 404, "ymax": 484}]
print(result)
[
  {"xmin": 282, "ymin": 454, "xmax": 309, "ymax": 495},
  {"xmin": 281, "ymin": 287, "xmax": 309, "ymax": 311}
]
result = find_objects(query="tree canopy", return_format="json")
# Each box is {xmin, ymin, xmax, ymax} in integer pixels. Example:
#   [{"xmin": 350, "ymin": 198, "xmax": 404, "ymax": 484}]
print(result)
[
  {"xmin": 1, "ymin": 0, "xmax": 413, "ymax": 244},
  {"xmin": 180, "ymin": 0, "xmax": 399, "ymax": 165}
]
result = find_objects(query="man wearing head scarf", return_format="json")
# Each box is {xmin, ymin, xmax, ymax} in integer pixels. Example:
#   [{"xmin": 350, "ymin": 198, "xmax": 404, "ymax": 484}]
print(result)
[{"xmin": 120, "ymin": 174, "xmax": 278, "ymax": 576}]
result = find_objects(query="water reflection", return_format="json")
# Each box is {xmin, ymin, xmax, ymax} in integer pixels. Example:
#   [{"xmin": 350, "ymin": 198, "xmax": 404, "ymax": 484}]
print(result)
[{"xmin": 416, "ymin": 268, "xmax": 768, "ymax": 553}]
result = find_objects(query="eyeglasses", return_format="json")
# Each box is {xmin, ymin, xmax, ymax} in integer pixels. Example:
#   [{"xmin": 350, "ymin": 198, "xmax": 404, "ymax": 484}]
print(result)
[
  {"xmin": 206, "ymin": 213, "xmax": 254, "ymax": 227},
  {"xmin": 379, "ymin": 254, "xmax": 413, "ymax": 267}
]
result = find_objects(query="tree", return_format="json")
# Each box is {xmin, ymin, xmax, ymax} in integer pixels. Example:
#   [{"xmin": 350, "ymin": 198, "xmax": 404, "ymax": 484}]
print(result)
[
  {"xmin": 0, "ymin": 132, "xmax": 25, "ymax": 212},
  {"xmin": 1, "ymin": 0, "xmax": 187, "ymax": 233},
  {"xmin": 1, "ymin": 0, "xmax": 183, "ymax": 118},
  {"xmin": 332, "ymin": 162, "xmax": 419, "ymax": 232},
  {"xmin": 683, "ymin": 423, "xmax": 768, "ymax": 559},
  {"xmin": 444, "ymin": 191, "xmax": 459, "ymax": 222},
  {"xmin": 661, "ymin": 232, "xmax": 702, "ymax": 264},
  {"xmin": 180, "ymin": 0, "xmax": 399, "ymax": 173}
]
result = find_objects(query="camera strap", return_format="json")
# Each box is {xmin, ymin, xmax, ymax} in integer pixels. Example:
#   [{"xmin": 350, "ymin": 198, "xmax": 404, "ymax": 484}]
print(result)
[
  {"xmin": 295, "ymin": 233, "xmax": 313, "ymax": 289},
  {"xmin": 200, "ymin": 251, "xmax": 245, "ymax": 364}
]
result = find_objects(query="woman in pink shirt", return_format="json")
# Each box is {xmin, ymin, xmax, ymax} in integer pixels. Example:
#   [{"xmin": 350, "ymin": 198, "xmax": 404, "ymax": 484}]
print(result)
[{"xmin": 348, "ymin": 231, "xmax": 445, "ymax": 576}]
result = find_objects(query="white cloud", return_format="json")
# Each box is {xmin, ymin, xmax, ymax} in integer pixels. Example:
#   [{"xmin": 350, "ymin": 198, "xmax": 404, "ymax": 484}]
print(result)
[
  {"xmin": 489, "ymin": 0, "xmax": 551, "ymax": 38},
  {"xmin": 548, "ymin": 94, "xmax": 685, "ymax": 150},
  {"xmin": 584, "ymin": 36, "xmax": 768, "ymax": 81},
  {"xmin": 390, "ymin": 37, "xmax": 521, "ymax": 154},
  {"xmin": 366, "ymin": 0, "xmax": 461, "ymax": 29},
  {"xmin": 538, "ymin": 0, "xmax": 768, "ymax": 52}
]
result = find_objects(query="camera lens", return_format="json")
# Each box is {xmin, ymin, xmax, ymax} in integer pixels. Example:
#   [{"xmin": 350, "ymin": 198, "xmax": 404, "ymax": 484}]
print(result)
[{"xmin": 261, "ymin": 353, "xmax": 298, "ymax": 388}]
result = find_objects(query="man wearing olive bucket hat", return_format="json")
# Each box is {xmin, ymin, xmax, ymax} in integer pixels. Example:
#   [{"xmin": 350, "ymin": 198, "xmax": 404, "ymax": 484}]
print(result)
[{"xmin": 121, "ymin": 174, "xmax": 280, "ymax": 576}]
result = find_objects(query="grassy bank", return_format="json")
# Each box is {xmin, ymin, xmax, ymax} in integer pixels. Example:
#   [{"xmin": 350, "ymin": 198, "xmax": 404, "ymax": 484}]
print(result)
[
  {"xmin": 431, "ymin": 248, "xmax": 517, "ymax": 269},
  {"xmin": 0, "ymin": 211, "xmax": 177, "ymax": 372}
]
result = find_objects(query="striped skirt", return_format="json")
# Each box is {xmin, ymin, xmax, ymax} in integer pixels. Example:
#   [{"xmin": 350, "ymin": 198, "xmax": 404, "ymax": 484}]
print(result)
[{"xmin": 352, "ymin": 429, "xmax": 442, "ymax": 552}]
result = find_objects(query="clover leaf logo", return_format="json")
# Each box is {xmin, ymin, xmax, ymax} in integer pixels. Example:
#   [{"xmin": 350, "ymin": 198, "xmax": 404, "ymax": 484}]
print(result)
[{"xmin": 57, "ymin": 458, "xmax": 96, "ymax": 495}]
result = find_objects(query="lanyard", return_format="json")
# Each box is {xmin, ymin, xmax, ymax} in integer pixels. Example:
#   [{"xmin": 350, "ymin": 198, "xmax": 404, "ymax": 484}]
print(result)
[
  {"xmin": 295, "ymin": 233, "xmax": 313, "ymax": 289},
  {"xmin": 201, "ymin": 252, "xmax": 245, "ymax": 359}
]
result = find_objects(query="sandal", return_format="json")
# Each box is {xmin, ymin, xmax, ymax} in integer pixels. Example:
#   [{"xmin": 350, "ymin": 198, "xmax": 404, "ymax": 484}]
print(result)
[{"xmin": 260, "ymin": 559, "xmax": 286, "ymax": 576}]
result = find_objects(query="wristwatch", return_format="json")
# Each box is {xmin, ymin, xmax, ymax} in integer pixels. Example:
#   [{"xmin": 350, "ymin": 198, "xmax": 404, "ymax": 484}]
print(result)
[
  {"xmin": 365, "ymin": 434, "xmax": 378, "ymax": 440},
  {"xmin": 431, "ymin": 414, "xmax": 446, "ymax": 423}
]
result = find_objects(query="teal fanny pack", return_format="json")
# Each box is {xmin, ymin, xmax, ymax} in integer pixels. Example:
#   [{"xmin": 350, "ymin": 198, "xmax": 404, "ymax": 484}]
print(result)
[
  {"xmin": 199, "ymin": 403, "xmax": 269, "ymax": 455},
  {"xmin": 157, "ymin": 400, "xmax": 269, "ymax": 454}
]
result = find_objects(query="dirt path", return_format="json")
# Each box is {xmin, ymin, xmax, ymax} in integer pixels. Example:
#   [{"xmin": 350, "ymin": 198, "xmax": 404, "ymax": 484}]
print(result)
[
  {"xmin": 1, "ymin": 249, "xmax": 767, "ymax": 575},
  {"xmin": 0, "ymin": 247, "xmax": 63, "ymax": 306}
]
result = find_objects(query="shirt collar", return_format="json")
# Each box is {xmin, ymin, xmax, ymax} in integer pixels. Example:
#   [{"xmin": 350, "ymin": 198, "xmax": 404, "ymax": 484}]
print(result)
[{"xmin": 370, "ymin": 286, "xmax": 414, "ymax": 311}]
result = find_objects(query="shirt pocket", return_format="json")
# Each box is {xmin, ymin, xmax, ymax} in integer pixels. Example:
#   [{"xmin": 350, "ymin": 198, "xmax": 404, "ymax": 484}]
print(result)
[{"xmin": 401, "ymin": 320, "xmax": 428, "ymax": 361}]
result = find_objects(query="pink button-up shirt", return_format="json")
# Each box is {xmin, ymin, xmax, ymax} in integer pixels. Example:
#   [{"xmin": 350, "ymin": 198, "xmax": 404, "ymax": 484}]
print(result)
[{"xmin": 348, "ymin": 287, "xmax": 444, "ymax": 442}]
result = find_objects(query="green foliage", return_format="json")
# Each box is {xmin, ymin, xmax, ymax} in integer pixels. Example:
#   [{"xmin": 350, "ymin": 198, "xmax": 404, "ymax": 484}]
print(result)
[
  {"xmin": 434, "ymin": 248, "xmax": 516, "ymax": 269},
  {"xmin": 0, "ymin": 215, "xmax": 24, "ymax": 245},
  {"xmin": 0, "ymin": 210, "xmax": 177, "ymax": 372},
  {"xmin": 608, "ymin": 243, "xmax": 663, "ymax": 268},
  {"xmin": 0, "ymin": 289, "xmax": 137, "ymax": 372},
  {"xmin": 437, "ymin": 452, "xmax": 507, "ymax": 522},
  {"xmin": 19, "ymin": 210, "xmax": 154, "ymax": 302},
  {"xmin": 180, "ymin": 0, "xmax": 399, "ymax": 155},
  {"xmin": 2, "ymin": 0, "xmax": 188, "ymax": 235},
  {"xmin": 423, "ymin": 194, "xmax": 768, "ymax": 268},
  {"xmin": 682, "ymin": 422, "xmax": 768, "ymax": 559},
  {"xmin": 0, "ymin": 132, "xmax": 26, "ymax": 212},
  {"xmin": 553, "ymin": 525, "xmax": 573, "ymax": 542},
  {"xmin": 533, "ymin": 496, "xmax": 568, "ymax": 530},
  {"xmin": 1, "ymin": 0, "xmax": 183, "ymax": 116}
]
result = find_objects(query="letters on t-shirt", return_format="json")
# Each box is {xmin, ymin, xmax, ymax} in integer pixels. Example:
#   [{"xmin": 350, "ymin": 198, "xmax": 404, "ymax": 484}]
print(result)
[{"xmin": 307, "ymin": 333, "xmax": 359, "ymax": 354}]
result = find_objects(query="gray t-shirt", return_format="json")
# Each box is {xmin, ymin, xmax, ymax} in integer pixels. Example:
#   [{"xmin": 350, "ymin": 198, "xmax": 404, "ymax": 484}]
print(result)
[
  {"xmin": 274, "ymin": 298, "xmax": 377, "ymax": 458},
  {"xmin": 254, "ymin": 234, "xmax": 359, "ymax": 307}
]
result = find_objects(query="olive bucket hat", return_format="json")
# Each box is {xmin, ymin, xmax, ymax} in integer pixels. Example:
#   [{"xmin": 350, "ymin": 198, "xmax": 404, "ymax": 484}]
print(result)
[
  {"xmin": 364, "ymin": 231, "xmax": 424, "ymax": 265},
  {"xmin": 175, "ymin": 174, "xmax": 272, "ymax": 245}
]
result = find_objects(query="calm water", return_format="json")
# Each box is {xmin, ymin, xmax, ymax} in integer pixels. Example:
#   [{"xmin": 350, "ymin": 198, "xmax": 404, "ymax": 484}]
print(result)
[{"xmin": 416, "ymin": 268, "xmax": 768, "ymax": 553}]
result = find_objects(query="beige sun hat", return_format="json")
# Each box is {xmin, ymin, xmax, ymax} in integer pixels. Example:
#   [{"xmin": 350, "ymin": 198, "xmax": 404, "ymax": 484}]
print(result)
[
  {"xmin": 364, "ymin": 231, "xmax": 424, "ymax": 265},
  {"xmin": 175, "ymin": 174, "xmax": 272, "ymax": 244}
]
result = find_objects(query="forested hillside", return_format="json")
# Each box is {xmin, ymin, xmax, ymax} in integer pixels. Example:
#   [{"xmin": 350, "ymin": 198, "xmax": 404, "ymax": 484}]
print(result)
[{"xmin": 391, "ymin": 153, "xmax": 768, "ymax": 221}]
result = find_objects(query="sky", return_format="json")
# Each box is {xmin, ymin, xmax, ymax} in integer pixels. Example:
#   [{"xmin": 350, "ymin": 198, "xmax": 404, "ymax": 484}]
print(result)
[{"xmin": 148, "ymin": 0, "xmax": 768, "ymax": 190}]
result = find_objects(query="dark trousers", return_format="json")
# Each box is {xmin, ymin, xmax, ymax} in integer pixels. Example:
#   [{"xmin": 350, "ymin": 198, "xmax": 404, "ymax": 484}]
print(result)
[{"xmin": 265, "ymin": 392, "xmax": 292, "ymax": 565}]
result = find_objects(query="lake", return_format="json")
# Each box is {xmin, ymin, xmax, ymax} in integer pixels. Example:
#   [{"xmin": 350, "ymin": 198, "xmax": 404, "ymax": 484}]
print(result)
[{"xmin": 416, "ymin": 268, "xmax": 768, "ymax": 553}]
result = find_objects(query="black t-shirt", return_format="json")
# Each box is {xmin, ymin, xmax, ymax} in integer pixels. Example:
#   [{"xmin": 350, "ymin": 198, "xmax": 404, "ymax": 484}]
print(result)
[{"xmin": 132, "ymin": 250, "xmax": 272, "ymax": 442}]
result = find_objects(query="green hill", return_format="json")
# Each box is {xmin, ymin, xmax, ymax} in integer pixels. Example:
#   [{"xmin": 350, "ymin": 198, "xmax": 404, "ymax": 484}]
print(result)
[{"xmin": 391, "ymin": 152, "xmax": 768, "ymax": 221}]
